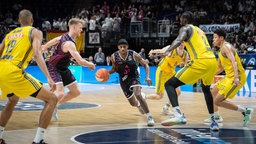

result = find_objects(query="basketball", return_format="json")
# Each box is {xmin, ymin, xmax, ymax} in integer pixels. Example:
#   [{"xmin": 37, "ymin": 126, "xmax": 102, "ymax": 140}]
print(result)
[{"xmin": 95, "ymin": 68, "xmax": 110, "ymax": 82}]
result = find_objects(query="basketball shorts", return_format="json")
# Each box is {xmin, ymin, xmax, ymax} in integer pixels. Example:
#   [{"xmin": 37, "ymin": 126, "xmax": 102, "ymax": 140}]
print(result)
[
  {"xmin": 155, "ymin": 68, "xmax": 175, "ymax": 94},
  {"xmin": 0, "ymin": 61, "xmax": 42, "ymax": 99},
  {"xmin": 48, "ymin": 63, "xmax": 76, "ymax": 86},
  {"xmin": 215, "ymin": 72, "xmax": 246, "ymax": 99},
  {"xmin": 175, "ymin": 58, "xmax": 218, "ymax": 86},
  {"xmin": 120, "ymin": 76, "xmax": 140, "ymax": 99}
]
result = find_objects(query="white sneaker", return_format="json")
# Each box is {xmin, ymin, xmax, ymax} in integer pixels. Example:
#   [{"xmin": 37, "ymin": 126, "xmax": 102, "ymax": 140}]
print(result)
[
  {"xmin": 161, "ymin": 114, "xmax": 187, "ymax": 126},
  {"xmin": 161, "ymin": 105, "xmax": 173, "ymax": 116},
  {"xmin": 204, "ymin": 115, "xmax": 223, "ymax": 123},
  {"xmin": 52, "ymin": 107, "xmax": 59, "ymax": 121},
  {"xmin": 147, "ymin": 116, "xmax": 155, "ymax": 127}
]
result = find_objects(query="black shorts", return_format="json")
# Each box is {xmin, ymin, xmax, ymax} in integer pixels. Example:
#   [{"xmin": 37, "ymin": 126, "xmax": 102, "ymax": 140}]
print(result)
[
  {"xmin": 48, "ymin": 63, "xmax": 76, "ymax": 86},
  {"xmin": 120, "ymin": 76, "xmax": 141, "ymax": 99}
]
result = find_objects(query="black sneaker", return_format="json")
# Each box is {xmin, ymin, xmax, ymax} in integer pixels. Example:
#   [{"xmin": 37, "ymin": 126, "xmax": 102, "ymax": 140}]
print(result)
[
  {"xmin": 0, "ymin": 139, "xmax": 6, "ymax": 144},
  {"xmin": 32, "ymin": 139, "xmax": 47, "ymax": 144}
]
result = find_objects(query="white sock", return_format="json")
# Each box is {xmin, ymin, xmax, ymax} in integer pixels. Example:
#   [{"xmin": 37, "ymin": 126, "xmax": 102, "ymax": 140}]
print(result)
[
  {"xmin": 173, "ymin": 106, "xmax": 182, "ymax": 117},
  {"xmin": 214, "ymin": 111, "xmax": 220, "ymax": 116},
  {"xmin": 34, "ymin": 127, "xmax": 46, "ymax": 143},
  {"xmin": 0, "ymin": 126, "xmax": 4, "ymax": 139},
  {"xmin": 237, "ymin": 105, "xmax": 246, "ymax": 113},
  {"xmin": 210, "ymin": 113, "xmax": 215, "ymax": 121},
  {"xmin": 146, "ymin": 113, "xmax": 151, "ymax": 118}
]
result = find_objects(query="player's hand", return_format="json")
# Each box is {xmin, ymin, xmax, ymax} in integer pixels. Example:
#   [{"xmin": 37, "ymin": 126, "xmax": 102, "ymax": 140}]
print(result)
[
  {"xmin": 41, "ymin": 44, "xmax": 47, "ymax": 53},
  {"xmin": 47, "ymin": 78, "xmax": 56, "ymax": 92},
  {"xmin": 148, "ymin": 49, "xmax": 154, "ymax": 57},
  {"xmin": 233, "ymin": 77, "xmax": 240, "ymax": 85},
  {"xmin": 145, "ymin": 77, "xmax": 152, "ymax": 86},
  {"xmin": 88, "ymin": 63, "xmax": 95, "ymax": 70}
]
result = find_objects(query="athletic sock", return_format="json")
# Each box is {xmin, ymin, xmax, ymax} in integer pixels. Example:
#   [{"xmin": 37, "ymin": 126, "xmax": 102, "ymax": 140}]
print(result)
[
  {"xmin": 0, "ymin": 126, "xmax": 4, "ymax": 139},
  {"xmin": 237, "ymin": 105, "xmax": 246, "ymax": 113},
  {"xmin": 34, "ymin": 127, "xmax": 46, "ymax": 143}
]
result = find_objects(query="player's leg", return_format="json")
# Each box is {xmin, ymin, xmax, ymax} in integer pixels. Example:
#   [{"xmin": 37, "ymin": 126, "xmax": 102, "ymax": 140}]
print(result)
[
  {"xmin": 33, "ymin": 86, "xmax": 57, "ymax": 143},
  {"xmin": 0, "ymin": 94, "xmax": 19, "ymax": 143},
  {"xmin": 59, "ymin": 82, "xmax": 80, "ymax": 104},
  {"xmin": 133, "ymin": 86, "xmax": 154, "ymax": 126}
]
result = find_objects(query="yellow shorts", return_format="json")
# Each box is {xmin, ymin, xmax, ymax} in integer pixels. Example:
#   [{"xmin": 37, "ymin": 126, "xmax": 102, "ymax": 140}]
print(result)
[
  {"xmin": 155, "ymin": 68, "xmax": 175, "ymax": 94},
  {"xmin": 0, "ymin": 61, "xmax": 42, "ymax": 99},
  {"xmin": 215, "ymin": 72, "xmax": 246, "ymax": 99},
  {"xmin": 175, "ymin": 58, "xmax": 218, "ymax": 85}
]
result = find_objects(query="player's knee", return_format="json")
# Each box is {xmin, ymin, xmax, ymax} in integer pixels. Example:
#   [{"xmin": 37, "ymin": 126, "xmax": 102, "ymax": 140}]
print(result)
[
  {"xmin": 71, "ymin": 89, "xmax": 81, "ymax": 98},
  {"xmin": 7, "ymin": 96, "xmax": 19, "ymax": 106},
  {"xmin": 48, "ymin": 94, "xmax": 58, "ymax": 106}
]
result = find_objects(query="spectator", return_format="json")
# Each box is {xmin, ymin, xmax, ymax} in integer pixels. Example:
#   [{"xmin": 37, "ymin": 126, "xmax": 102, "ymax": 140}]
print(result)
[
  {"xmin": 139, "ymin": 48, "xmax": 146, "ymax": 59},
  {"xmin": 94, "ymin": 47, "xmax": 106, "ymax": 65}
]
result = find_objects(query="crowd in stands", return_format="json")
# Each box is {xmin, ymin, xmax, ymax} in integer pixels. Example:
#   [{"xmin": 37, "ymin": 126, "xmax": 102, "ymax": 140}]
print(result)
[{"xmin": 0, "ymin": 0, "xmax": 256, "ymax": 66}]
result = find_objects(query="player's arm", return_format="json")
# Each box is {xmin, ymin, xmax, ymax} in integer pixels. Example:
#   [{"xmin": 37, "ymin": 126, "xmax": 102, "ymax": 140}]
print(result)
[
  {"xmin": 223, "ymin": 44, "xmax": 240, "ymax": 85},
  {"xmin": 31, "ymin": 28, "xmax": 56, "ymax": 91},
  {"xmin": 164, "ymin": 26, "xmax": 189, "ymax": 55},
  {"xmin": 41, "ymin": 36, "xmax": 61, "ymax": 52},
  {"xmin": 109, "ymin": 54, "xmax": 117, "ymax": 74},
  {"xmin": 183, "ymin": 51, "xmax": 189, "ymax": 65},
  {"xmin": 0, "ymin": 37, "xmax": 5, "ymax": 56},
  {"xmin": 148, "ymin": 45, "xmax": 170, "ymax": 57},
  {"xmin": 63, "ymin": 42, "xmax": 95, "ymax": 70},
  {"xmin": 135, "ymin": 52, "xmax": 152, "ymax": 86}
]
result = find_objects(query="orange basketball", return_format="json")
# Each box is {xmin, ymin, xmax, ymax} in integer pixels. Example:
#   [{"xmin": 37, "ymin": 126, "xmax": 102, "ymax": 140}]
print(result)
[{"xmin": 95, "ymin": 68, "xmax": 110, "ymax": 82}]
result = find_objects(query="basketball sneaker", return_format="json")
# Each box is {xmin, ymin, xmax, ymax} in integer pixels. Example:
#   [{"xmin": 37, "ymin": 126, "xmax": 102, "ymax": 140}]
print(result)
[
  {"xmin": 147, "ymin": 116, "xmax": 155, "ymax": 127},
  {"xmin": 52, "ymin": 107, "xmax": 58, "ymax": 121},
  {"xmin": 32, "ymin": 139, "xmax": 47, "ymax": 144},
  {"xmin": 204, "ymin": 115, "xmax": 223, "ymax": 123},
  {"xmin": 210, "ymin": 120, "xmax": 219, "ymax": 131},
  {"xmin": 161, "ymin": 105, "xmax": 173, "ymax": 116},
  {"xmin": 161, "ymin": 114, "xmax": 187, "ymax": 126},
  {"xmin": 0, "ymin": 139, "xmax": 6, "ymax": 144},
  {"xmin": 243, "ymin": 108, "xmax": 254, "ymax": 127}
]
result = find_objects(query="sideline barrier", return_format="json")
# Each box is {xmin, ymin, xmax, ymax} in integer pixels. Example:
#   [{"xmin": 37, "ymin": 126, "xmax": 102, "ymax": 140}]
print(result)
[
  {"xmin": 26, "ymin": 66, "xmax": 193, "ymax": 92},
  {"xmin": 26, "ymin": 66, "xmax": 255, "ymax": 93}
]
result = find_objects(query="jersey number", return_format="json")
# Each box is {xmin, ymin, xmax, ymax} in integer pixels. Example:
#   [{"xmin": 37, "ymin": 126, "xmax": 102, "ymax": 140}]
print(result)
[{"xmin": 6, "ymin": 40, "xmax": 16, "ymax": 54}]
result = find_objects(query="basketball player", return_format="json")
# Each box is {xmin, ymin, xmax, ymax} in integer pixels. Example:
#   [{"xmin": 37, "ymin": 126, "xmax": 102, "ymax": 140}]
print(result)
[
  {"xmin": 0, "ymin": 9, "xmax": 57, "ymax": 144},
  {"xmin": 145, "ymin": 42, "xmax": 188, "ymax": 115},
  {"xmin": 41, "ymin": 18, "xmax": 95, "ymax": 120},
  {"xmin": 211, "ymin": 28, "xmax": 253, "ymax": 126},
  {"xmin": 108, "ymin": 38, "xmax": 155, "ymax": 126},
  {"xmin": 161, "ymin": 11, "xmax": 219, "ymax": 131}
]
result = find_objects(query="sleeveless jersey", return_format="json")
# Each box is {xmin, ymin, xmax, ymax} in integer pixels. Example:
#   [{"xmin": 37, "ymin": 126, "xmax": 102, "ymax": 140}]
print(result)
[
  {"xmin": 1, "ymin": 26, "xmax": 34, "ymax": 70},
  {"xmin": 218, "ymin": 42, "xmax": 245, "ymax": 78},
  {"xmin": 184, "ymin": 25, "xmax": 215, "ymax": 60},
  {"xmin": 113, "ymin": 50, "xmax": 139, "ymax": 80},
  {"xmin": 49, "ymin": 33, "xmax": 75, "ymax": 70},
  {"xmin": 158, "ymin": 49, "xmax": 188, "ymax": 73}
]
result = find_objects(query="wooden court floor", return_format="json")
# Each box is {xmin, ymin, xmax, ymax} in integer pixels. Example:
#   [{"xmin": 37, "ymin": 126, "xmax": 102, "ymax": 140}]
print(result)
[{"xmin": 0, "ymin": 84, "xmax": 255, "ymax": 144}]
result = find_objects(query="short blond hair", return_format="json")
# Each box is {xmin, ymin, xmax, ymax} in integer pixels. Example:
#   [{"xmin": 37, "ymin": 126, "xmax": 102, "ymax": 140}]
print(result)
[{"xmin": 68, "ymin": 18, "xmax": 84, "ymax": 26}]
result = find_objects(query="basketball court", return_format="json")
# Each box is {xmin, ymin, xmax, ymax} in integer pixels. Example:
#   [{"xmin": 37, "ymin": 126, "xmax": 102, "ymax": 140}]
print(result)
[{"xmin": 0, "ymin": 83, "xmax": 255, "ymax": 144}]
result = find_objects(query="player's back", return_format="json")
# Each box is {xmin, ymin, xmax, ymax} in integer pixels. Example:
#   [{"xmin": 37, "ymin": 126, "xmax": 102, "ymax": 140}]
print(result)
[
  {"xmin": 1, "ymin": 26, "xmax": 34, "ymax": 70},
  {"xmin": 184, "ymin": 25, "xmax": 215, "ymax": 60}
]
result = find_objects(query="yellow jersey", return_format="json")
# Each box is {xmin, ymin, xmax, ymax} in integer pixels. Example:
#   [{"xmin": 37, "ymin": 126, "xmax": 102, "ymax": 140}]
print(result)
[
  {"xmin": 218, "ymin": 42, "xmax": 245, "ymax": 78},
  {"xmin": 158, "ymin": 49, "xmax": 188, "ymax": 73},
  {"xmin": 1, "ymin": 26, "xmax": 34, "ymax": 70},
  {"xmin": 184, "ymin": 25, "xmax": 215, "ymax": 60}
]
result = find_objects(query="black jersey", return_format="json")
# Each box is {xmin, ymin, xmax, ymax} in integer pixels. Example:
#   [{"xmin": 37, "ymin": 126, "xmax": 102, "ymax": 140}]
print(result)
[{"xmin": 113, "ymin": 50, "xmax": 140, "ymax": 81}]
